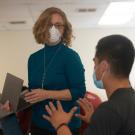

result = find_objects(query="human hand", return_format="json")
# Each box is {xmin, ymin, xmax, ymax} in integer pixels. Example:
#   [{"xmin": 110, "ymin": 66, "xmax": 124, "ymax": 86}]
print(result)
[
  {"xmin": 75, "ymin": 98, "xmax": 94, "ymax": 123},
  {"xmin": 43, "ymin": 100, "xmax": 78, "ymax": 129},
  {"xmin": 24, "ymin": 89, "xmax": 47, "ymax": 103},
  {"xmin": 20, "ymin": 89, "xmax": 29, "ymax": 96},
  {"xmin": 0, "ymin": 100, "xmax": 11, "ymax": 112},
  {"xmin": 21, "ymin": 89, "xmax": 29, "ymax": 95}
]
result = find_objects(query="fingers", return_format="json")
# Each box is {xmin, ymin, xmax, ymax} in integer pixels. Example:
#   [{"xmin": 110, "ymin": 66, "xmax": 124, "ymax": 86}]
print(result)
[
  {"xmin": 49, "ymin": 102, "xmax": 56, "ymax": 112},
  {"xmin": 69, "ymin": 106, "xmax": 78, "ymax": 116},
  {"xmin": 83, "ymin": 98, "xmax": 94, "ymax": 110},
  {"xmin": 24, "ymin": 90, "xmax": 45, "ymax": 103},
  {"xmin": 45, "ymin": 102, "xmax": 57, "ymax": 115},
  {"xmin": 42, "ymin": 114, "xmax": 50, "ymax": 122},
  {"xmin": 43, "ymin": 101, "xmax": 78, "ymax": 126},
  {"xmin": 75, "ymin": 113, "xmax": 84, "ymax": 120},
  {"xmin": 24, "ymin": 91, "xmax": 39, "ymax": 103},
  {"xmin": 21, "ymin": 89, "xmax": 29, "ymax": 96},
  {"xmin": 57, "ymin": 100, "xmax": 63, "ymax": 111},
  {"xmin": 76, "ymin": 98, "xmax": 94, "ymax": 123},
  {"xmin": 25, "ymin": 91, "xmax": 35, "ymax": 97},
  {"xmin": 25, "ymin": 96, "xmax": 38, "ymax": 103},
  {"xmin": 83, "ymin": 98, "xmax": 94, "ymax": 115},
  {"xmin": 77, "ymin": 98, "xmax": 91, "ymax": 112},
  {"xmin": 45, "ymin": 101, "xmax": 78, "ymax": 117},
  {"xmin": 45, "ymin": 105, "xmax": 53, "ymax": 116},
  {"xmin": 0, "ymin": 100, "xmax": 11, "ymax": 112}
]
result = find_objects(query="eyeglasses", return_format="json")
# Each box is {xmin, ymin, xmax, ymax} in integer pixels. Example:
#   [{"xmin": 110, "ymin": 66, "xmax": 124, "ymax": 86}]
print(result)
[{"xmin": 49, "ymin": 23, "xmax": 65, "ymax": 29}]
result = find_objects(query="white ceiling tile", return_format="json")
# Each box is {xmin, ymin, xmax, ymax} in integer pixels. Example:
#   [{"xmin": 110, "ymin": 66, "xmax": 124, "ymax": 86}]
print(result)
[
  {"xmin": 30, "ymin": 3, "xmax": 108, "ymax": 28},
  {"xmin": 0, "ymin": 18, "xmax": 34, "ymax": 30},
  {"xmin": 0, "ymin": 0, "xmax": 135, "ymax": 31},
  {"xmin": 27, "ymin": 0, "xmax": 110, "ymax": 4},
  {"xmin": 0, "ymin": 4, "xmax": 31, "ymax": 18},
  {"xmin": 29, "ymin": 3, "xmax": 107, "ymax": 19},
  {"xmin": 0, "ymin": 0, "xmax": 28, "ymax": 4}
]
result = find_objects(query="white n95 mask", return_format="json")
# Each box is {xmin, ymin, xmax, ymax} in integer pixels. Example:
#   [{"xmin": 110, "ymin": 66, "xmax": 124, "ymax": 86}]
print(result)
[{"xmin": 48, "ymin": 25, "xmax": 61, "ymax": 45}]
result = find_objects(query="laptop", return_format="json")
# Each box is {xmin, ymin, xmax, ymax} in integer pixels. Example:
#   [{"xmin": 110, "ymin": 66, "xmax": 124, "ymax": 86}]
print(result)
[
  {"xmin": 0, "ymin": 73, "xmax": 32, "ymax": 119},
  {"xmin": 17, "ymin": 88, "xmax": 32, "ymax": 112}
]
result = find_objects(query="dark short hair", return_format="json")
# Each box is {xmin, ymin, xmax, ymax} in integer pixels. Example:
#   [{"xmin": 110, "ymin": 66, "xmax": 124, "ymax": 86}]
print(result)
[{"xmin": 95, "ymin": 35, "xmax": 135, "ymax": 78}]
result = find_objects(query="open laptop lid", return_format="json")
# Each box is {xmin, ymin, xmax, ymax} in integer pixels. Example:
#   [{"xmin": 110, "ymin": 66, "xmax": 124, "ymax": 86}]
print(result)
[
  {"xmin": 0, "ymin": 73, "xmax": 23, "ymax": 119},
  {"xmin": 17, "ymin": 95, "xmax": 32, "ymax": 112},
  {"xmin": 17, "ymin": 86, "xmax": 32, "ymax": 112}
]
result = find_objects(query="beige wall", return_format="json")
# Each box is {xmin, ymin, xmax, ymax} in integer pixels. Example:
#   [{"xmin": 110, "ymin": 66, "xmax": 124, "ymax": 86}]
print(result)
[
  {"xmin": 0, "ymin": 31, "xmax": 42, "ymax": 93},
  {"xmin": 0, "ymin": 28, "xmax": 135, "ymax": 101}
]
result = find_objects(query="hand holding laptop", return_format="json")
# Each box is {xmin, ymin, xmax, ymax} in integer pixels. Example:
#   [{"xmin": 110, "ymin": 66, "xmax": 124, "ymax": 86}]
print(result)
[
  {"xmin": 0, "ymin": 100, "xmax": 11, "ymax": 112},
  {"xmin": 0, "ymin": 73, "xmax": 32, "ymax": 119}
]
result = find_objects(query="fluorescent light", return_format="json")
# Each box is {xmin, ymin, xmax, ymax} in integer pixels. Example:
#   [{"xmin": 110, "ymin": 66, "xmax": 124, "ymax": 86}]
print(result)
[{"xmin": 99, "ymin": 2, "xmax": 135, "ymax": 25}]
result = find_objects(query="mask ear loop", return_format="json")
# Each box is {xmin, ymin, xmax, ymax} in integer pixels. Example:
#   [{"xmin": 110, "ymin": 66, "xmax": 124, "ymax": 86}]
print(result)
[
  {"xmin": 101, "ymin": 71, "xmax": 106, "ymax": 81},
  {"xmin": 95, "ymin": 63, "xmax": 105, "ymax": 81}
]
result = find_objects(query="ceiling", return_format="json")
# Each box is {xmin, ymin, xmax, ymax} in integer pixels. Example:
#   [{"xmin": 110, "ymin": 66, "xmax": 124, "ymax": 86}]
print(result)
[{"xmin": 0, "ymin": 0, "xmax": 135, "ymax": 31}]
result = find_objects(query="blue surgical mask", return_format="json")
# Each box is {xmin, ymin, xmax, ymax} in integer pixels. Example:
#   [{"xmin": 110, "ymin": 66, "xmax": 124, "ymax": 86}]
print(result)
[{"xmin": 93, "ymin": 70, "xmax": 104, "ymax": 89}]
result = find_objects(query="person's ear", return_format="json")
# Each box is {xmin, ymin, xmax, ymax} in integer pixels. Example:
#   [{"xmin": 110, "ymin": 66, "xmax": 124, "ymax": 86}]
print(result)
[{"xmin": 101, "ymin": 60, "xmax": 109, "ymax": 71}]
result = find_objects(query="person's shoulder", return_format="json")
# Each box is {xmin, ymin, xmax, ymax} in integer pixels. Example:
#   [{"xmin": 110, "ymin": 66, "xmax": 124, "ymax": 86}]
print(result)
[
  {"xmin": 90, "ymin": 101, "xmax": 108, "ymax": 119},
  {"xmin": 96, "ymin": 101, "xmax": 110, "ymax": 110},
  {"xmin": 62, "ymin": 45, "xmax": 79, "ymax": 59},
  {"xmin": 110, "ymin": 88, "xmax": 135, "ymax": 103},
  {"xmin": 91, "ymin": 101, "xmax": 115, "ymax": 120},
  {"xmin": 62, "ymin": 44, "xmax": 77, "ymax": 54},
  {"xmin": 94, "ymin": 100, "xmax": 116, "ymax": 114},
  {"xmin": 28, "ymin": 48, "xmax": 44, "ymax": 60}
]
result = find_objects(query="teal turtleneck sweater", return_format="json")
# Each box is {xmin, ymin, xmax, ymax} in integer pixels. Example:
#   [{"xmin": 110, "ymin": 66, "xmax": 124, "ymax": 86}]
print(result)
[{"xmin": 28, "ymin": 43, "xmax": 86, "ymax": 131}]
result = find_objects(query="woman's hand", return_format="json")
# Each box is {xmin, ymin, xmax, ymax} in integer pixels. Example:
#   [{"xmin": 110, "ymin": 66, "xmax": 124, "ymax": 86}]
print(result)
[
  {"xmin": 75, "ymin": 98, "xmax": 94, "ymax": 123},
  {"xmin": 20, "ymin": 89, "xmax": 29, "ymax": 96},
  {"xmin": 43, "ymin": 100, "xmax": 78, "ymax": 129},
  {"xmin": 24, "ymin": 89, "xmax": 48, "ymax": 104},
  {"xmin": 0, "ymin": 100, "xmax": 11, "ymax": 112}
]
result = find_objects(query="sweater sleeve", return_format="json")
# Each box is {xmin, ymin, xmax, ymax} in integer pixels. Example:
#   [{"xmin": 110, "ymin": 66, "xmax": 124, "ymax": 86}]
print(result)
[{"xmin": 64, "ymin": 49, "xmax": 86, "ymax": 101}]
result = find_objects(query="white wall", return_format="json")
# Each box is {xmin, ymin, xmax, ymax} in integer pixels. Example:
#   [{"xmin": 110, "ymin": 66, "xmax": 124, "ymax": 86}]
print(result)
[
  {"xmin": 0, "ymin": 28, "xmax": 135, "ymax": 101},
  {"xmin": 0, "ymin": 30, "xmax": 42, "ymax": 93}
]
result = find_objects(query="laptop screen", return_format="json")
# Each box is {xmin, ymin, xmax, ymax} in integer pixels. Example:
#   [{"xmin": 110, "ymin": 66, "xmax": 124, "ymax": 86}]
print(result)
[{"xmin": 0, "ymin": 73, "xmax": 24, "ymax": 112}]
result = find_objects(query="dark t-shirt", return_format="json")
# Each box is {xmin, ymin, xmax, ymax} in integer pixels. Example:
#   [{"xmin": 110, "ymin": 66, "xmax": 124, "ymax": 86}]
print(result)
[{"xmin": 85, "ymin": 88, "xmax": 135, "ymax": 135}]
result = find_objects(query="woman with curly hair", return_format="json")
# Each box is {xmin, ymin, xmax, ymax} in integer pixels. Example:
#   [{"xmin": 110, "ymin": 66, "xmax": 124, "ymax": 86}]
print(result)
[{"xmin": 24, "ymin": 7, "xmax": 86, "ymax": 135}]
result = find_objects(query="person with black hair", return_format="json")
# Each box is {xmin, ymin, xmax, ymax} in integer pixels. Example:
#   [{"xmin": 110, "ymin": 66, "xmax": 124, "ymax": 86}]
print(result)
[{"xmin": 43, "ymin": 34, "xmax": 135, "ymax": 135}]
